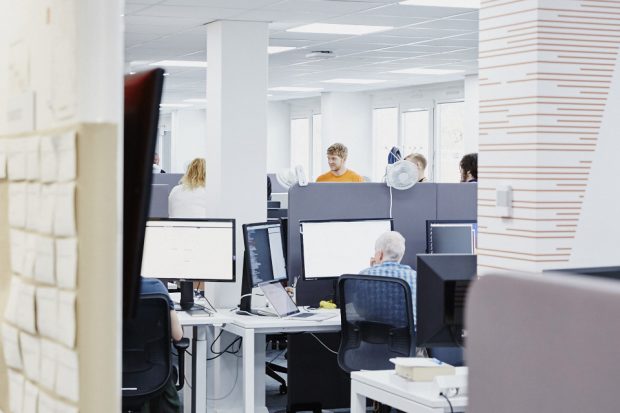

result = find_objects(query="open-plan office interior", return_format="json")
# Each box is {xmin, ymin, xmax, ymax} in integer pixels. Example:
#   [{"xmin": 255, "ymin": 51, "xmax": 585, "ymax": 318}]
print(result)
[{"xmin": 1, "ymin": 0, "xmax": 620, "ymax": 412}]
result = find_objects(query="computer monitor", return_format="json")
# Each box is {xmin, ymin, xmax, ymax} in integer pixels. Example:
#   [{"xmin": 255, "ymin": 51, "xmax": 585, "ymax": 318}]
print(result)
[
  {"xmin": 141, "ymin": 218, "xmax": 236, "ymax": 309},
  {"xmin": 243, "ymin": 222, "xmax": 287, "ymax": 286},
  {"xmin": 426, "ymin": 220, "xmax": 477, "ymax": 254},
  {"xmin": 416, "ymin": 254, "xmax": 477, "ymax": 347},
  {"xmin": 544, "ymin": 266, "xmax": 620, "ymax": 281},
  {"xmin": 300, "ymin": 218, "xmax": 393, "ymax": 280}
]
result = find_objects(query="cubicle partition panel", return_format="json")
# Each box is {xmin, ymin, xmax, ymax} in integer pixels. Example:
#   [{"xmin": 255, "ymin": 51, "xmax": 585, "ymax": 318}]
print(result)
[
  {"xmin": 152, "ymin": 172, "xmax": 183, "ymax": 187},
  {"xmin": 436, "ymin": 183, "xmax": 478, "ymax": 220},
  {"xmin": 149, "ymin": 183, "xmax": 169, "ymax": 218}
]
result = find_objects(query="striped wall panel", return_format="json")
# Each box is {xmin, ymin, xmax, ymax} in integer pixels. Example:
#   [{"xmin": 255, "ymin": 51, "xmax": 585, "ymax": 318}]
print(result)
[{"xmin": 478, "ymin": 0, "xmax": 620, "ymax": 272}]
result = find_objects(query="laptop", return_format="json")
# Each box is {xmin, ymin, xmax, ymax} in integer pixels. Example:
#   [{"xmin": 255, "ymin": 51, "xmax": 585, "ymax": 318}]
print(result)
[{"xmin": 258, "ymin": 280, "xmax": 338, "ymax": 321}]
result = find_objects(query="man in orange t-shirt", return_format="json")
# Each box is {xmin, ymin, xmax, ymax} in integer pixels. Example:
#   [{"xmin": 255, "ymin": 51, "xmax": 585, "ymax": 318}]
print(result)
[{"xmin": 316, "ymin": 143, "xmax": 365, "ymax": 183}]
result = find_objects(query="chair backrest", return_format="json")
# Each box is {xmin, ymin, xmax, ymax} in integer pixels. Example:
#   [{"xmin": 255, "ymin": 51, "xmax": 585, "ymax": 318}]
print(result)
[
  {"xmin": 337, "ymin": 274, "xmax": 415, "ymax": 373},
  {"xmin": 122, "ymin": 293, "xmax": 172, "ymax": 408}
]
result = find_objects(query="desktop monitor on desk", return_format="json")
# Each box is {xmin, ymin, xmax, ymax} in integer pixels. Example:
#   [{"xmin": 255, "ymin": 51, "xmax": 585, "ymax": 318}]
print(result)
[
  {"xmin": 239, "ymin": 222, "xmax": 287, "ymax": 313},
  {"xmin": 299, "ymin": 218, "xmax": 393, "ymax": 280},
  {"xmin": 416, "ymin": 254, "xmax": 476, "ymax": 348},
  {"xmin": 426, "ymin": 220, "xmax": 477, "ymax": 254},
  {"xmin": 141, "ymin": 218, "xmax": 236, "ymax": 310}
]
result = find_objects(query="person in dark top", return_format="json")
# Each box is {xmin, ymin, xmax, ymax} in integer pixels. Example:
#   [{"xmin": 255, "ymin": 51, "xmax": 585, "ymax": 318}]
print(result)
[
  {"xmin": 459, "ymin": 153, "xmax": 478, "ymax": 183},
  {"xmin": 140, "ymin": 278, "xmax": 183, "ymax": 413}
]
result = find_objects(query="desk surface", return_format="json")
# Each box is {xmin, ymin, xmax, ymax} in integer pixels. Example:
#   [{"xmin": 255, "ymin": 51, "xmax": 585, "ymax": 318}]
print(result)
[{"xmin": 351, "ymin": 370, "xmax": 467, "ymax": 410}]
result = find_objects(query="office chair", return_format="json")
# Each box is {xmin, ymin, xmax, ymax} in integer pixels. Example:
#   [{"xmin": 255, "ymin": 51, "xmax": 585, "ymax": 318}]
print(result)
[
  {"xmin": 337, "ymin": 274, "xmax": 416, "ymax": 372},
  {"xmin": 122, "ymin": 293, "xmax": 189, "ymax": 412}
]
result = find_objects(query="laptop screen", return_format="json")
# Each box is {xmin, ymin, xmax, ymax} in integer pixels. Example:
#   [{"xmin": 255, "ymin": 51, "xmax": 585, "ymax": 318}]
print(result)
[{"xmin": 259, "ymin": 281, "xmax": 299, "ymax": 317}]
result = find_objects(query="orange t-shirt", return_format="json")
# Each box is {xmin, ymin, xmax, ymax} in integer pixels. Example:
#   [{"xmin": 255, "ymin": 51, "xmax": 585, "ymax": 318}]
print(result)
[{"xmin": 316, "ymin": 169, "xmax": 365, "ymax": 183}]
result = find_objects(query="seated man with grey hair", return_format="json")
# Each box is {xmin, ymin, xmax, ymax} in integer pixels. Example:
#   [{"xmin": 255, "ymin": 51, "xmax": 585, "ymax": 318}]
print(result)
[{"xmin": 359, "ymin": 231, "xmax": 417, "ymax": 323}]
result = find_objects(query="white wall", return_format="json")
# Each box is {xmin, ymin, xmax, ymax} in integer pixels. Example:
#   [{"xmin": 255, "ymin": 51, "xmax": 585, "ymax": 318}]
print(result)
[
  {"xmin": 170, "ymin": 108, "xmax": 207, "ymax": 173},
  {"xmin": 267, "ymin": 101, "xmax": 290, "ymax": 172},
  {"xmin": 321, "ymin": 92, "xmax": 373, "ymax": 177}
]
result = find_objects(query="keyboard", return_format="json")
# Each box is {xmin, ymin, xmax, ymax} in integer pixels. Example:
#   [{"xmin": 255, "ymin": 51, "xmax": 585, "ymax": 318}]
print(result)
[{"xmin": 291, "ymin": 312, "xmax": 316, "ymax": 318}]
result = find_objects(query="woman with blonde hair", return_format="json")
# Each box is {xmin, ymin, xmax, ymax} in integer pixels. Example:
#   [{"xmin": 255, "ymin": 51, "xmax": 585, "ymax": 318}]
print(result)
[{"xmin": 168, "ymin": 158, "xmax": 208, "ymax": 218}]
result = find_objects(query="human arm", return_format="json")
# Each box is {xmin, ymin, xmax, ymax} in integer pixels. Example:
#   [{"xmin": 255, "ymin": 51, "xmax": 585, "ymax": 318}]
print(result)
[{"xmin": 170, "ymin": 309, "xmax": 183, "ymax": 341}]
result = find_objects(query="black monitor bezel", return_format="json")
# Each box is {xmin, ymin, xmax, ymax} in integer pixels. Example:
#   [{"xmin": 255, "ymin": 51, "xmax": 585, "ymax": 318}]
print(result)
[
  {"xmin": 242, "ymin": 221, "xmax": 288, "ymax": 286},
  {"xmin": 425, "ymin": 219, "xmax": 477, "ymax": 254},
  {"xmin": 299, "ymin": 217, "xmax": 394, "ymax": 281},
  {"xmin": 142, "ymin": 217, "xmax": 236, "ymax": 282}
]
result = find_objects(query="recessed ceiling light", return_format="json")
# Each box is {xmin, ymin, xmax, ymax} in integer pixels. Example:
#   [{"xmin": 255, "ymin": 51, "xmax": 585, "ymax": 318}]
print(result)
[
  {"xmin": 269, "ymin": 87, "xmax": 323, "ymax": 92},
  {"xmin": 268, "ymin": 46, "xmax": 296, "ymax": 54},
  {"xmin": 160, "ymin": 103, "xmax": 193, "ymax": 108},
  {"xmin": 400, "ymin": 0, "xmax": 480, "ymax": 8},
  {"xmin": 321, "ymin": 78, "xmax": 386, "ymax": 85},
  {"xmin": 184, "ymin": 98, "xmax": 207, "ymax": 104},
  {"xmin": 287, "ymin": 23, "xmax": 392, "ymax": 36},
  {"xmin": 150, "ymin": 60, "xmax": 208, "ymax": 68},
  {"xmin": 389, "ymin": 68, "xmax": 464, "ymax": 75}
]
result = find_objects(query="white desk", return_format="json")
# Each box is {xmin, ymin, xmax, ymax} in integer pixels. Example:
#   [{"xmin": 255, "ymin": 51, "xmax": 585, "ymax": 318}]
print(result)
[
  {"xmin": 351, "ymin": 370, "xmax": 467, "ymax": 413},
  {"xmin": 178, "ymin": 308, "xmax": 341, "ymax": 413}
]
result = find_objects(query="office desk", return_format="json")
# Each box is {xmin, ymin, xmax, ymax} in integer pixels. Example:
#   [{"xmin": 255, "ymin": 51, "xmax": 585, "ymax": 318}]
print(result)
[
  {"xmin": 178, "ymin": 309, "xmax": 340, "ymax": 413},
  {"xmin": 351, "ymin": 370, "xmax": 467, "ymax": 413}
]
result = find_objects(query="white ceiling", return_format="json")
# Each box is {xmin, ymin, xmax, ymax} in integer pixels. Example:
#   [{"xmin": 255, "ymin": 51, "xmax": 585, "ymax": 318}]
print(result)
[{"xmin": 125, "ymin": 0, "xmax": 479, "ymax": 105}]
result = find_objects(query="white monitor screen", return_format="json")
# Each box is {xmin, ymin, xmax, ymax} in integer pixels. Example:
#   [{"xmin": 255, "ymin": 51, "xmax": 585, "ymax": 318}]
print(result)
[
  {"xmin": 141, "ymin": 219, "xmax": 235, "ymax": 281},
  {"xmin": 300, "ymin": 219, "xmax": 393, "ymax": 279}
]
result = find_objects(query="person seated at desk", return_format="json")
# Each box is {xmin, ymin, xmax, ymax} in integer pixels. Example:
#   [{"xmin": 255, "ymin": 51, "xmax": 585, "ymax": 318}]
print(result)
[
  {"xmin": 153, "ymin": 152, "xmax": 166, "ymax": 173},
  {"xmin": 459, "ymin": 153, "xmax": 477, "ymax": 183},
  {"xmin": 404, "ymin": 153, "xmax": 429, "ymax": 183},
  {"xmin": 140, "ymin": 277, "xmax": 184, "ymax": 413},
  {"xmin": 168, "ymin": 157, "xmax": 208, "ymax": 218},
  {"xmin": 316, "ymin": 143, "xmax": 365, "ymax": 183},
  {"xmin": 359, "ymin": 231, "xmax": 417, "ymax": 324}
]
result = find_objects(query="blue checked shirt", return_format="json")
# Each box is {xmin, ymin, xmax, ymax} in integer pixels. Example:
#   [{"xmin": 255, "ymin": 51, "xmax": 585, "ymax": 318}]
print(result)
[{"xmin": 359, "ymin": 261, "xmax": 417, "ymax": 325}]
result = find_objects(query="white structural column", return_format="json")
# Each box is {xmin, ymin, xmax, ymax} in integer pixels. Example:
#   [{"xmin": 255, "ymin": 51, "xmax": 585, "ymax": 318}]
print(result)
[
  {"xmin": 171, "ymin": 108, "xmax": 207, "ymax": 173},
  {"xmin": 205, "ymin": 20, "xmax": 268, "ymax": 307},
  {"xmin": 320, "ymin": 92, "xmax": 372, "ymax": 177},
  {"xmin": 477, "ymin": 0, "xmax": 620, "ymax": 273}
]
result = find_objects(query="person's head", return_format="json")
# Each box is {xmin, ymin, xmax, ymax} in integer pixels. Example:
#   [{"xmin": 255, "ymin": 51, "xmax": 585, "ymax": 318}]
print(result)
[
  {"xmin": 181, "ymin": 158, "xmax": 206, "ymax": 189},
  {"xmin": 459, "ymin": 153, "xmax": 478, "ymax": 182},
  {"xmin": 405, "ymin": 153, "xmax": 427, "ymax": 179},
  {"xmin": 326, "ymin": 143, "xmax": 348, "ymax": 174},
  {"xmin": 373, "ymin": 231, "xmax": 407, "ymax": 264},
  {"xmin": 153, "ymin": 152, "xmax": 160, "ymax": 166}
]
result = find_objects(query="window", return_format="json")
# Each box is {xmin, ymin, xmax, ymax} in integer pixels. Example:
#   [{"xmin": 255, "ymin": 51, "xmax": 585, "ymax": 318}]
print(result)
[
  {"xmin": 312, "ymin": 114, "xmax": 322, "ymax": 180},
  {"xmin": 436, "ymin": 101, "xmax": 465, "ymax": 182},
  {"xmin": 402, "ymin": 109, "xmax": 431, "ymax": 179},
  {"xmin": 372, "ymin": 107, "xmax": 399, "ymax": 181},
  {"xmin": 290, "ymin": 118, "xmax": 311, "ymax": 176}
]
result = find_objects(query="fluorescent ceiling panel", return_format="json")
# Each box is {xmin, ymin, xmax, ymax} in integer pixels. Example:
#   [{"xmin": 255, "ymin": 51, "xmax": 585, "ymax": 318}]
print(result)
[
  {"xmin": 268, "ymin": 46, "xmax": 296, "ymax": 54},
  {"xmin": 150, "ymin": 60, "xmax": 208, "ymax": 68},
  {"xmin": 400, "ymin": 0, "xmax": 480, "ymax": 8},
  {"xmin": 389, "ymin": 68, "xmax": 464, "ymax": 75},
  {"xmin": 321, "ymin": 78, "xmax": 386, "ymax": 84},
  {"xmin": 287, "ymin": 23, "xmax": 392, "ymax": 35},
  {"xmin": 269, "ymin": 86, "xmax": 323, "ymax": 92}
]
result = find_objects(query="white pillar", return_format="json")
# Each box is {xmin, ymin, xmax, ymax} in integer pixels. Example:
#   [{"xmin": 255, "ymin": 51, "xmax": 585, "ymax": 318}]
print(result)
[
  {"xmin": 205, "ymin": 20, "xmax": 268, "ymax": 307},
  {"xmin": 170, "ymin": 108, "xmax": 207, "ymax": 173},
  {"xmin": 320, "ymin": 92, "xmax": 372, "ymax": 178},
  {"xmin": 267, "ymin": 101, "xmax": 291, "ymax": 173}
]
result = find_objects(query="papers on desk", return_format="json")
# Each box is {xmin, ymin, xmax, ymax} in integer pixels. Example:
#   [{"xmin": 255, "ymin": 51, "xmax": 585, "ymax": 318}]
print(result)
[{"xmin": 390, "ymin": 357, "xmax": 455, "ymax": 381}]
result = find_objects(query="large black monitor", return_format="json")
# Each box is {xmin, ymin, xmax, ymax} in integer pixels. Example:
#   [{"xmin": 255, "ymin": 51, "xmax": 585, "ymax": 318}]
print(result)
[
  {"xmin": 141, "ymin": 218, "xmax": 236, "ymax": 309},
  {"xmin": 300, "ymin": 218, "xmax": 393, "ymax": 280},
  {"xmin": 544, "ymin": 266, "xmax": 620, "ymax": 281},
  {"xmin": 239, "ymin": 222, "xmax": 287, "ymax": 313},
  {"xmin": 416, "ymin": 254, "xmax": 477, "ymax": 347},
  {"xmin": 426, "ymin": 220, "xmax": 477, "ymax": 254}
]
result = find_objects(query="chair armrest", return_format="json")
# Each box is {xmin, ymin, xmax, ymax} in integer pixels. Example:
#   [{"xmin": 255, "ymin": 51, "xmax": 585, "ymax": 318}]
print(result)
[
  {"xmin": 173, "ymin": 338, "xmax": 190, "ymax": 352},
  {"xmin": 172, "ymin": 338, "xmax": 190, "ymax": 392}
]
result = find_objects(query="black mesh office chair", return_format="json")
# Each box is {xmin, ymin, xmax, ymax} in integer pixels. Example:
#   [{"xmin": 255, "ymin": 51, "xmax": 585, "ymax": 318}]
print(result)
[
  {"xmin": 122, "ymin": 293, "xmax": 189, "ymax": 412},
  {"xmin": 337, "ymin": 274, "xmax": 416, "ymax": 372}
]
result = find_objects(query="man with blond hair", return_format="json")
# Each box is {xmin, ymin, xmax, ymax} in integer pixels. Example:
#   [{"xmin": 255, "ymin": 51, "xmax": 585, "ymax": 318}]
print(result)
[
  {"xmin": 316, "ymin": 142, "xmax": 364, "ymax": 183},
  {"xmin": 404, "ymin": 153, "xmax": 429, "ymax": 183}
]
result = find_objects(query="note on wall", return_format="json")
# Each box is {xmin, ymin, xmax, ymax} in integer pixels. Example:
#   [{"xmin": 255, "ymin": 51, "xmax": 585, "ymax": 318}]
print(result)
[
  {"xmin": 57, "ymin": 131, "xmax": 76, "ymax": 182},
  {"xmin": 4, "ymin": 276, "xmax": 22, "ymax": 325},
  {"xmin": 7, "ymin": 138, "xmax": 27, "ymax": 180},
  {"xmin": 57, "ymin": 291, "xmax": 76, "ymax": 348},
  {"xmin": 25, "ymin": 136, "xmax": 39, "ymax": 181},
  {"xmin": 22, "ymin": 380, "xmax": 39, "ymax": 413},
  {"xmin": 8, "ymin": 182, "xmax": 27, "ymax": 228},
  {"xmin": 8, "ymin": 369, "xmax": 24, "ymax": 413},
  {"xmin": 39, "ymin": 339, "xmax": 56, "ymax": 391},
  {"xmin": 1, "ymin": 322, "xmax": 22, "ymax": 369},
  {"xmin": 56, "ymin": 238, "xmax": 77, "ymax": 289},
  {"xmin": 0, "ymin": 139, "xmax": 7, "ymax": 179},
  {"xmin": 25, "ymin": 182, "xmax": 41, "ymax": 230},
  {"xmin": 22, "ymin": 233, "xmax": 38, "ymax": 279},
  {"xmin": 55, "ymin": 400, "xmax": 78, "ymax": 413},
  {"xmin": 34, "ymin": 235, "xmax": 55, "ymax": 285},
  {"xmin": 55, "ymin": 345, "xmax": 79, "ymax": 402},
  {"xmin": 17, "ymin": 281, "xmax": 36, "ymax": 334},
  {"xmin": 36, "ymin": 287, "xmax": 58, "ymax": 340},
  {"xmin": 54, "ymin": 182, "xmax": 76, "ymax": 236},
  {"xmin": 38, "ymin": 184, "xmax": 55, "ymax": 234},
  {"xmin": 39, "ymin": 136, "xmax": 58, "ymax": 183},
  {"xmin": 37, "ymin": 390, "xmax": 56, "ymax": 413},
  {"xmin": 19, "ymin": 332, "xmax": 41, "ymax": 382},
  {"xmin": 9, "ymin": 229, "xmax": 25, "ymax": 275}
]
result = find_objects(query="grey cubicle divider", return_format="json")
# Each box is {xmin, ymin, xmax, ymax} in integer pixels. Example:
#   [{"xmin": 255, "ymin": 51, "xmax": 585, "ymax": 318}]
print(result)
[
  {"xmin": 152, "ymin": 172, "xmax": 183, "ymax": 187},
  {"xmin": 436, "ymin": 183, "xmax": 478, "ymax": 220},
  {"xmin": 467, "ymin": 272, "xmax": 620, "ymax": 412},
  {"xmin": 149, "ymin": 184, "xmax": 169, "ymax": 218}
]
